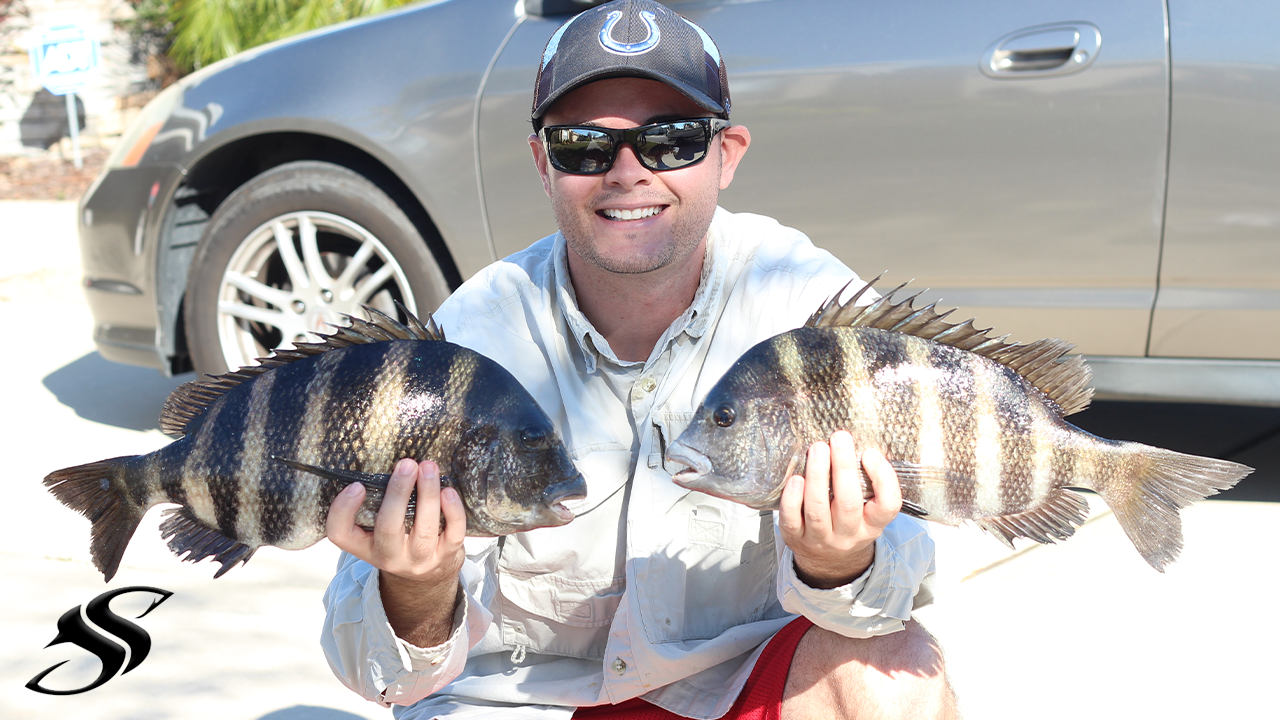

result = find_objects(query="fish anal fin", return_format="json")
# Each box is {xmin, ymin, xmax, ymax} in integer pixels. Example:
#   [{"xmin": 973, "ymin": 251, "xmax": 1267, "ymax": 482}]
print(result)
[
  {"xmin": 158, "ymin": 507, "xmax": 256, "ymax": 578},
  {"xmin": 807, "ymin": 277, "xmax": 1094, "ymax": 417},
  {"xmin": 157, "ymin": 305, "xmax": 444, "ymax": 438},
  {"xmin": 974, "ymin": 488, "xmax": 1091, "ymax": 549}
]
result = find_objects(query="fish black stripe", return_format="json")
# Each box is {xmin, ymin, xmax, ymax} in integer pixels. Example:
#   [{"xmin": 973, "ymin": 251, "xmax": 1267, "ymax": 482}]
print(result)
[
  {"xmin": 158, "ymin": 444, "xmax": 189, "ymax": 507},
  {"xmin": 756, "ymin": 335, "xmax": 800, "ymax": 405},
  {"xmin": 257, "ymin": 358, "xmax": 318, "ymax": 546},
  {"xmin": 794, "ymin": 327, "xmax": 849, "ymax": 435},
  {"xmin": 993, "ymin": 368, "xmax": 1036, "ymax": 514},
  {"xmin": 882, "ymin": 334, "xmax": 925, "ymax": 463},
  {"xmin": 206, "ymin": 382, "xmax": 253, "ymax": 537}
]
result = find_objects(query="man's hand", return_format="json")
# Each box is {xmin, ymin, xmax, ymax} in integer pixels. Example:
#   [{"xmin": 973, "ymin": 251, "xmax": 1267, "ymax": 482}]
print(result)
[
  {"xmin": 326, "ymin": 458, "xmax": 467, "ymax": 647},
  {"xmin": 778, "ymin": 431, "xmax": 903, "ymax": 589}
]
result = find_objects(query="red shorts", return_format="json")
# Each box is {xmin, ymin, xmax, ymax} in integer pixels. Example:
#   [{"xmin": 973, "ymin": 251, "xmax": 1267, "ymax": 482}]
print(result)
[{"xmin": 572, "ymin": 616, "xmax": 814, "ymax": 720}]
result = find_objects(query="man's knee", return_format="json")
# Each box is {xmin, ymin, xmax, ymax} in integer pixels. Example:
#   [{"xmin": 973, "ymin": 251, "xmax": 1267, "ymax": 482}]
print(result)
[{"xmin": 783, "ymin": 620, "xmax": 958, "ymax": 719}]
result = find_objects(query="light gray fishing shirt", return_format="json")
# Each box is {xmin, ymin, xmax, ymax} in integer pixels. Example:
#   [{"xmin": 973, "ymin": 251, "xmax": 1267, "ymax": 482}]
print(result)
[{"xmin": 321, "ymin": 208, "xmax": 936, "ymax": 719}]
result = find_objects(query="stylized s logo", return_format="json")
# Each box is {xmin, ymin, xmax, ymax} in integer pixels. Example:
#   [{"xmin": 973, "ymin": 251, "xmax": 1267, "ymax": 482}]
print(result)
[{"xmin": 27, "ymin": 586, "xmax": 174, "ymax": 695}]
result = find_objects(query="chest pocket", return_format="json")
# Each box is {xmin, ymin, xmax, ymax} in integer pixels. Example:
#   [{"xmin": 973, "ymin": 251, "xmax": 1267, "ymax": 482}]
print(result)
[
  {"xmin": 634, "ymin": 415, "xmax": 787, "ymax": 644},
  {"xmin": 495, "ymin": 448, "xmax": 630, "ymax": 660}
]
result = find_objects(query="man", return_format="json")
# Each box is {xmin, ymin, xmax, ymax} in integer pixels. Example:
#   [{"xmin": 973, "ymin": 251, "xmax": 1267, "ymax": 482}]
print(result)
[{"xmin": 322, "ymin": 1, "xmax": 956, "ymax": 717}]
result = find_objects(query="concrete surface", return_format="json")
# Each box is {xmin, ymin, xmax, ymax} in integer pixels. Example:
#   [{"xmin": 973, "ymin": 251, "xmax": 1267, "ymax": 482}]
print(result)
[{"xmin": 1, "ymin": 201, "xmax": 1275, "ymax": 719}]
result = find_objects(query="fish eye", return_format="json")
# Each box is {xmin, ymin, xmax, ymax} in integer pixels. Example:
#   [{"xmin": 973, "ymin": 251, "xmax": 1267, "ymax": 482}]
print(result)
[
  {"xmin": 521, "ymin": 426, "xmax": 550, "ymax": 449},
  {"xmin": 713, "ymin": 404, "xmax": 736, "ymax": 428}
]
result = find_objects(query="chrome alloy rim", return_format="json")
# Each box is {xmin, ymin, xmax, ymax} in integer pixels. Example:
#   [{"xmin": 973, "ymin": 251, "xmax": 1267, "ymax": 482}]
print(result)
[{"xmin": 215, "ymin": 211, "xmax": 417, "ymax": 370}]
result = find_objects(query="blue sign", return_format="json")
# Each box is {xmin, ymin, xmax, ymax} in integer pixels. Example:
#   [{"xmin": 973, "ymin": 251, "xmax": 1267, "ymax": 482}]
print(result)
[{"xmin": 28, "ymin": 25, "xmax": 100, "ymax": 96}]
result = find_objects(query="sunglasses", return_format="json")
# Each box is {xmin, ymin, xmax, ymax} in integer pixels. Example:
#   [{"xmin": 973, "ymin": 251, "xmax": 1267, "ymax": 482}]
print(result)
[{"xmin": 541, "ymin": 118, "xmax": 731, "ymax": 175}]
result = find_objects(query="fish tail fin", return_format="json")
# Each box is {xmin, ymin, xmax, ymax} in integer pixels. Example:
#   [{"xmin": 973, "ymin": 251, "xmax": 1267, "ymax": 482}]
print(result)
[
  {"xmin": 1090, "ymin": 443, "xmax": 1251, "ymax": 572},
  {"xmin": 43, "ymin": 457, "xmax": 147, "ymax": 582}
]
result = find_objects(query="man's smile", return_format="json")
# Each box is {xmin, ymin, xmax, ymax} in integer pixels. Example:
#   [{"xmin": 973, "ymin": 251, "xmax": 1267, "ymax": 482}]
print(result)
[{"xmin": 599, "ymin": 205, "xmax": 667, "ymax": 221}]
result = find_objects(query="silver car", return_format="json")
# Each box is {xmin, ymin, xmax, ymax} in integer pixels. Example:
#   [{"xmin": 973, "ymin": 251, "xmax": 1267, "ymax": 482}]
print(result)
[{"xmin": 78, "ymin": 0, "xmax": 1280, "ymax": 405}]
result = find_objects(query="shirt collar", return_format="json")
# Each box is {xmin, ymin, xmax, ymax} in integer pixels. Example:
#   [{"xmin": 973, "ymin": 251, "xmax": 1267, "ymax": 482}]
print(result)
[{"xmin": 552, "ymin": 207, "xmax": 728, "ymax": 373}]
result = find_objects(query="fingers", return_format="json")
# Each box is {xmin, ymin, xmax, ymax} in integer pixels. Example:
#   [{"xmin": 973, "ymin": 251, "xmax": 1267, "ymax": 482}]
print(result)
[
  {"xmin": 802, "ymin": 440, "xmax": 833, "ymax": 533},
  {"xmin": 861, "ymin": 448, "xmax": 903, "ymax": 530},
  {"xmin": 325, "ymin": 481, "xmax": 371, "ymax": 555},
  {"xmin": 781, "ymin": 432, "xmax": 901, "ymax": 540},
  {"xmin": 408, "ymin": 460, "xmax": 442, "ymax": 541},
  {"xmin": 325, "ymin": 458, "xmax": 465, "ymax": 583},
  {"xmin": 828, "ymin": 431, "xmax": 865, "ymax": 537},
  {"xmin": 374, "ymin": 458, "xmax": 426, "ymax": 556},
  {"xmin": 440, "ymin": 486, "xmax": 468, "ymax": 547},
  {"xmin": 778, "ymin": 474, "xmax": 805, "ymax": 543}
]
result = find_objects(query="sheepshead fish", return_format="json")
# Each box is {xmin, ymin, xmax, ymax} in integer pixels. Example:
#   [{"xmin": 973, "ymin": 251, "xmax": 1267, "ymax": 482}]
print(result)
[
  {"xmin": 665, "ymin": 278, "xmax": 1252, "ymax": 571},
  {"xmin": 45, "ymin": 308, "xmax": 586, "ymax": 581}
]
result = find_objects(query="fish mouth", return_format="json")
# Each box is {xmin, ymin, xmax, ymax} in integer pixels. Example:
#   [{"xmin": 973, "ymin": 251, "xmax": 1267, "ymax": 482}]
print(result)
[
  {"xmin": 542, "ymin": 473, "xmax": 588, "ymax": 525},
  {"xmin": 664, "ymin": 442, "xmax": 715, "ymax": 489}
]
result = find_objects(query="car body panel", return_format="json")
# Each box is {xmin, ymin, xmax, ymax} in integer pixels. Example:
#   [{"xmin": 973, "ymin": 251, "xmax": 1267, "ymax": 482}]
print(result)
[
  {"xmin": 481, "ymin": 0, "xmax": 1169, "ymax": 355},
  {"xmin": 75, "ymin": 0, "xmax": 1280, "ymax": 405},
  {"xmin": 79, "ymin": 163, "xmax": 183, "ymax": 367},
  {"xmin": 1151, "ymin": 0, "xmax": 1280, "ymax": 360},
  {"xmin": 163, "ymin": 0, "xmax": 518, "ymax": 280}
]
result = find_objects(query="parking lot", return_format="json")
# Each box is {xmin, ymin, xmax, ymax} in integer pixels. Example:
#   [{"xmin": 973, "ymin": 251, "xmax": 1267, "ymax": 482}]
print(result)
[{"xmin": 2, "ymin": 200, "xmax": 1276, "ymax": 719}]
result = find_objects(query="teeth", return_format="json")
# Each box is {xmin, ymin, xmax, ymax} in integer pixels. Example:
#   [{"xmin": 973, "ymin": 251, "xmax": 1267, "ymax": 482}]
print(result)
[{"xmin": 602, "ymin": 206, "xmax": 661, "ymax": 221}]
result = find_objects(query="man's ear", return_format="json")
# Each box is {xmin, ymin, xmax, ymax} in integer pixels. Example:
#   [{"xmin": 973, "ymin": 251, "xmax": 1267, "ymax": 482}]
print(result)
[
  {"xmin": 529, "ymin": 133, "xmax": 553, "ymax": 197},
  {"xmin": 717, "ymin": 124, "xmax": 751, "ymax": 190}
]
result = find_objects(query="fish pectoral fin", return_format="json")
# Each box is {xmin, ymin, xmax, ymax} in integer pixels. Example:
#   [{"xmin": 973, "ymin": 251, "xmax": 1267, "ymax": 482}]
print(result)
[
  {"xmin": 973, "ymin": 488, "xmax": 1091, "ymax": 549},
  {"xmin": 899, "ymin": 498, "xmax": 930, "ymax": 520},
  {"xmin": 158, "ymin": 507, "xmax": 256, "ymax": 578},
  {"xmin": 272, "ymin": 456, "xmax": 392, "ymax": 489}
]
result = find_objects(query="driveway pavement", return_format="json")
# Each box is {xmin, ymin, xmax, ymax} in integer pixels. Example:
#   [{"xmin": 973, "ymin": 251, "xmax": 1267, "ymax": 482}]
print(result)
[{"xmin": 1, "ymin": 200, "xmax": 1275, "ymax": 719}]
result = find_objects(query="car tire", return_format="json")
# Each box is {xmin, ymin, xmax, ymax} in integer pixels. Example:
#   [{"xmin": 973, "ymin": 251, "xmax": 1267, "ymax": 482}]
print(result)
[{"xmin": 184, "ymin": 160, "xmax": 450, "ymax": 376}]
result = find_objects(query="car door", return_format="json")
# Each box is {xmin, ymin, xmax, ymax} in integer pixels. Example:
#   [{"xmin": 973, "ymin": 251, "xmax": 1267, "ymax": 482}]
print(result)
[
  {"xmin": 1149, "ymin": 0, "xmax": 1280, "ymax": 361},
  {"xmin": 477, "ymin": 0, "xmax": 1169, "ymax": 357}
]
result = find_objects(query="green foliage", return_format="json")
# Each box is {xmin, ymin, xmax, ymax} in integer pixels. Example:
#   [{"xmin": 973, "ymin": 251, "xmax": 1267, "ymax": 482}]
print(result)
[{"xmin": 130, "ymin": 0, "xmax": 418, "ymax": 74}]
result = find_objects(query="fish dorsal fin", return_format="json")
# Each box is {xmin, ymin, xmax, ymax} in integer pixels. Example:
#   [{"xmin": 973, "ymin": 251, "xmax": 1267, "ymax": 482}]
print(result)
[
  {"xmin": 806, "ymin": 276, "xmax": 1093, "ymax": 416},
  {"xmin": 158, "ymin": 303, "xmax": 445, "ymax": 438}
]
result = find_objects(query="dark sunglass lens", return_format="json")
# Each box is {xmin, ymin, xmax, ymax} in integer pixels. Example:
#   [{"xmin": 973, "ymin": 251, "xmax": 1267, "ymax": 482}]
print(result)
[
  {"xmin": 638, "ymin": 121, "xmax": 708, "ymax": 171},
  {"xmin": 546, "ymin": 127, "xmax": 615, "ymax": 174}
]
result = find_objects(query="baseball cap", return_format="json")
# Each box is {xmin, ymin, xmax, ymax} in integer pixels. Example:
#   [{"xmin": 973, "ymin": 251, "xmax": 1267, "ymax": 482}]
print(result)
[{"xmin": 531, "ymin": 0, "xmax": 731, "ymax": 125}]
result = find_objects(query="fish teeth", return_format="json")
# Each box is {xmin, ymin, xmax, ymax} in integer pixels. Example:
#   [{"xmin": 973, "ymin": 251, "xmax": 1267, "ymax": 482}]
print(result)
[{"xmin": 602, "ymin": 206, "xmax": 662, "ymax": 221}]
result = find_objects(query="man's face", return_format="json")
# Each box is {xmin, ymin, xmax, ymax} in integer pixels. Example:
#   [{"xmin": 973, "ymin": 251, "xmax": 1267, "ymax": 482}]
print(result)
[{"xmin": 530, "ymin": 77, "xmax": 750, "ymax": 277}]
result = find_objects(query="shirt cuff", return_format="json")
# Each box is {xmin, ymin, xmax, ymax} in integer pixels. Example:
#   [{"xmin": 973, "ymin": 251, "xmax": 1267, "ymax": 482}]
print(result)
[{"xmin": 776, "ymin": 516, "xmax": 934, "ymax": 638}]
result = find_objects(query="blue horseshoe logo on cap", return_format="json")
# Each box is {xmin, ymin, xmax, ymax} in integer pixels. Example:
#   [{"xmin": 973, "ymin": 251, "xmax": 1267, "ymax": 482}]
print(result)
[{"xmin": 599, "ymin": 10, "xmax": 661, "ymax": 55}]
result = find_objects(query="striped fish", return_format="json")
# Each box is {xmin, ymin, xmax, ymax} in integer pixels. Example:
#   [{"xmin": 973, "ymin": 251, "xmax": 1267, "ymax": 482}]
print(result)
[
  {"xmin": 44, "ymin": 308, "xmax": 586, "ymax": 581},
  {"xmin": 665, "ymin": 278, "xmax": 1252, "ymax": 571}
]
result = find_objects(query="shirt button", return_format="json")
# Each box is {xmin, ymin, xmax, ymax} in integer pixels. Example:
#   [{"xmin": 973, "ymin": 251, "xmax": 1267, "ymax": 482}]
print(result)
[
  {"xmin": 611, "ymin": 657, "xmax": 627, "ymax": 675},
  {"xmin": 641, "ymin": 377, "xmax": 657, "ymax": 392}
]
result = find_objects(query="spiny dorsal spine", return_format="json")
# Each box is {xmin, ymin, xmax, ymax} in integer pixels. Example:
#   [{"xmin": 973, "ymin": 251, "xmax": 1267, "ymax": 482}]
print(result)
[
  {"xmin": 159, "ymin": 303, "xmax": 445, "ymax": 438},
  {"xmin": 806, "ymin": 275, "xmax": 1093, "ymax": 416}
]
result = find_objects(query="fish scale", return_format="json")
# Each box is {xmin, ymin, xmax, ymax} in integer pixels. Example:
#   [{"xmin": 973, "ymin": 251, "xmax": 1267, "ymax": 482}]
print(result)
[
  {"xmin": 43, "ymin": 307, "xmax": 587, "ymax": 581},
  {"xmin": 666, "ymin": 277, "xmax": 1253, "ymax": 572}
]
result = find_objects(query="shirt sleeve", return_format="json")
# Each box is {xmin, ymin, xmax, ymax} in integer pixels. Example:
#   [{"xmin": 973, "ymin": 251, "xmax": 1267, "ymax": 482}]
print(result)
[
  {"xmin": 321, "ymin": 550, "xmax": 495, "ymax": 707},
  {"xmin": 775, "ymin": 514, "xmax": 936, "ymax": 638}
]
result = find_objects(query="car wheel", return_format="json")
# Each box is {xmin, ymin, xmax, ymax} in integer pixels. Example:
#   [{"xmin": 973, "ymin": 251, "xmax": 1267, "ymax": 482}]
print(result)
[{"xmin": 184, "ymin": 160, "xmax": 450, "ymax": 376}]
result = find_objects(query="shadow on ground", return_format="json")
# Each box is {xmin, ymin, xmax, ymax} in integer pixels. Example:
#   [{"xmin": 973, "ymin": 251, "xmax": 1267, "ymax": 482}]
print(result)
[
  {"xmin": 1071, "ymin": 400, "xmax": 1280, "ymax": 502},
  {"xmin": 256, "ymin": 706, "xmax": 370, "ymax": 720},
  {"xmin": 43, "ymin": 352, "xmax": 194, "ymax": 432}
]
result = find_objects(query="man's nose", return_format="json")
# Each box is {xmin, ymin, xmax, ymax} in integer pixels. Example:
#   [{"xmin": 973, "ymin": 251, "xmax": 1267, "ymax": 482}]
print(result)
[{"xmin": 603, "ymin": 143, "xmax": 653, "ymax": 188}]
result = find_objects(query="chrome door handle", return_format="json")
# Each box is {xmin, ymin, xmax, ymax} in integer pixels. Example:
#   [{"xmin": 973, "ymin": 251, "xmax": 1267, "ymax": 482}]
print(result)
[{"xmin": 981, "ymin": 22, "xmax": 1101, "ymax": 78}]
